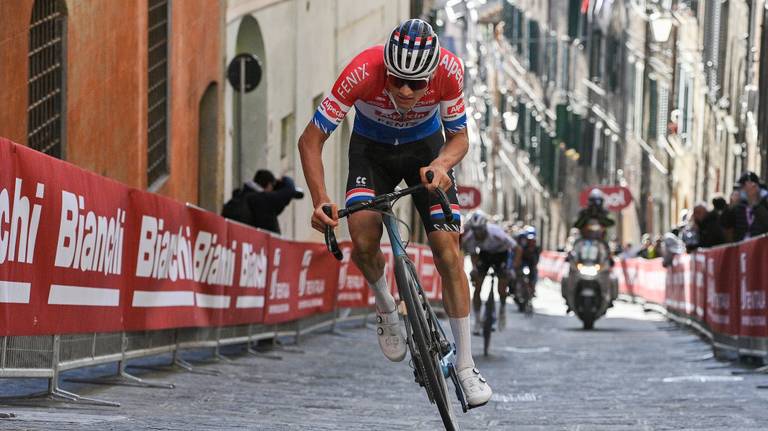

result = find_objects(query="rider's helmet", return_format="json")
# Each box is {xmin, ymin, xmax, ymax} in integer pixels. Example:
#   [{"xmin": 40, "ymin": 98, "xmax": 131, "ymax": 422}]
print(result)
[
  {"xmin": 465, "ymin": 210, "xmax": 488, "ymax": 230},
  {"xmin": 523, "ymin": 225, "xmax": 537, "ymax": 240},
  {"xmin": 588, "ymin": 188, "xmax": 605, "ymax": 208},
  {"xmin": 384, "ymin": 19, "xmax": 441, "ymax": 80}
]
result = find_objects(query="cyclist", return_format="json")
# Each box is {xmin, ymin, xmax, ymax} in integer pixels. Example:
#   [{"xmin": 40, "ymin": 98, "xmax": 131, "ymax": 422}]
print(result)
[
  {"xmin": 514, "ymin": 226, "xmax": 541, "ymax": 296},
  {"xmin": 461, "ymin": 211, "xmax": 518, "ymax": 333},
  {"xmin": 298, "ymin": 18, "xmax": 491, "ymax": 407}
]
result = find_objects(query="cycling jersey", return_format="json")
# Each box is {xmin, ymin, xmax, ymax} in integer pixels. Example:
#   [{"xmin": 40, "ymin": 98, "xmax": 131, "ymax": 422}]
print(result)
[
  {"xmin": 312, "ymin": 45, "xmax": 466, "ymax": 145},
  {"xmin": 462, "ymin": 224, "xmax": 517, "ymax": 255}
]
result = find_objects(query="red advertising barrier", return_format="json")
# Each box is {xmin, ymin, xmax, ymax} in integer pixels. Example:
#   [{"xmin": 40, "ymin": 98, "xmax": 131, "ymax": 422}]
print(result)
[
  {"xmin": 0, "ymin": 137, "xmax": 447, "ymax": 336},
  {"xmin": 540, "ymin": 235, "xmax": 768, "ymax": 353},
  {"xmin": 538, "ymin": 251, "xmax": 567, "ymax": 282}
]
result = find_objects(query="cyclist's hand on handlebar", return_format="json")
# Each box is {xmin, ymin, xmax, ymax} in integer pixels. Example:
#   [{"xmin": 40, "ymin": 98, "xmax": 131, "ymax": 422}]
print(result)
[
  {"xmin": 311, "ymin": 203, "xmax": 338, "ymax": 233},
  {"xmin": 420, "ymin": 164, "xmax": 452, "ymax": 192}
]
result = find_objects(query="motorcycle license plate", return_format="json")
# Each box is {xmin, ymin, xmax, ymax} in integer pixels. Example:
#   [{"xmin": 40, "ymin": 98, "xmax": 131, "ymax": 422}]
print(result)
[{"xmin": 580, "ymin": 289, "xmax": 596, "ymax": 297}]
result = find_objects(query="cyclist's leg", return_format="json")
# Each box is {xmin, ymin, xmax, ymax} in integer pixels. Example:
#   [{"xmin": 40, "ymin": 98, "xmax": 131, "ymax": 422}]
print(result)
[
  {"xmin": 346, "ymin": 135, "xmax": 400, "ymax": 309},
  {"xmin": 472, "ymin": 254, "xmax": 491, "ymax": 315},
  {"xmin": 346, "ymin": 134, "xmax": 406, "ymax": 362},
  {"xmin": 407, "ymin": 132, "xmax": 491, "ymax": 405}
]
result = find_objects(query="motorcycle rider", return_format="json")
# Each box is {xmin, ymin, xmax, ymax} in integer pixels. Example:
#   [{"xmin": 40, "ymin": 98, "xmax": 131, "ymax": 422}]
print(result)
[
  {"xmin": 574, "ymin": 188, "xmax": 615, "ymax": 238},
  {"xmin": 462, "ymin": 211, "xmax": 519, "ymax": 333}
]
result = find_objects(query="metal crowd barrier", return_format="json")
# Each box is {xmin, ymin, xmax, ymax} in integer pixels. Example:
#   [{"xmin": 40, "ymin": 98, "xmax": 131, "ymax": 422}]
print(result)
[{"xmin": 0, "ymin": 306, "xmax": 374, "ymax": 407}]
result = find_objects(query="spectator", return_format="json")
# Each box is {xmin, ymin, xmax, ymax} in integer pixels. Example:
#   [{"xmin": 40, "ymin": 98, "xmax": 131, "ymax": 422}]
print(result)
[
  {"xmin": 638, "ymin": 234, "xmax": 658, "ymax": 259},
  {"xmin": 721, "ymin": 172, "xmax": 768, "ymax": 242},
  {"xmin": 222, "ymin": 169, "xmax": 303, "ymax": 234},
  {"xmin": 688, "ymin": 202, "xmax": 725, "ymax": 250}
]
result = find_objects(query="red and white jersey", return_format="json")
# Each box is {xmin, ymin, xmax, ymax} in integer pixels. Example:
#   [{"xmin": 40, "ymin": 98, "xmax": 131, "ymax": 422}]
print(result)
[{"xmin": 312, "ymin": 45, "xmax": 466, "ymax": 145}]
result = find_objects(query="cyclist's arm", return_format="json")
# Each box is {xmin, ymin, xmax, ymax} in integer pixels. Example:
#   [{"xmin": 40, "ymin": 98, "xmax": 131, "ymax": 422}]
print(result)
[
  {"xmin": 298, "ymin": 123, "xmax": 337, "ymax": 231},
  {"xmin": 298, "ymin": 123, "xmax": 332, "ymax": 207}
]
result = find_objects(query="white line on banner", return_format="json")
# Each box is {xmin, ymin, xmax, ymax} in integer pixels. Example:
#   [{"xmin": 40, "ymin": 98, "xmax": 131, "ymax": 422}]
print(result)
[
  {"xmin": 298, "ymin": 298, "xmax": 323, "ymax": 310},
  {"xmin": 0, "ymin": 281, "xmax": 31, "ymax": 304},
  {"xmin": 236, "ymin": 295, "xmax": 265, "ymax": 308},
  {"xmin": 48, "ymin": 284, "xmax": 120, "ymax": 306},
  {"xmin": 132, "ymin": 290, "xmax": 195, "ymax": 307},
  {"xmin": 195, "ymin": 293, "xmax": 231, "ymax": 309}
]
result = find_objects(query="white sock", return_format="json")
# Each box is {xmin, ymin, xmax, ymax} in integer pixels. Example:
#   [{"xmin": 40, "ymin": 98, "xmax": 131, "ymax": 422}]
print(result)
[
  {"xmin": 369, "ymin": 273, "xmax": 396, "ymax": 313},
  {"xmin": 449, "ymin": 316, "xmax": 475, "ymax": 371}
]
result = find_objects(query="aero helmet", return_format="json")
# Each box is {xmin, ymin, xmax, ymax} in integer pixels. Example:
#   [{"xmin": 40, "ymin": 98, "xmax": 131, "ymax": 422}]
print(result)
[{"xmin": 384, "ymin": 19, "xmax": 441, "ymax": 80}]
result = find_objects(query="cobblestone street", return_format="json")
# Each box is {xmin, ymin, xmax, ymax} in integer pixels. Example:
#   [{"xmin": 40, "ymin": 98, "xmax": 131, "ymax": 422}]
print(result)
[{"xmin": 2, "ymin": 281, "xmax": 768, "ymax": 430}]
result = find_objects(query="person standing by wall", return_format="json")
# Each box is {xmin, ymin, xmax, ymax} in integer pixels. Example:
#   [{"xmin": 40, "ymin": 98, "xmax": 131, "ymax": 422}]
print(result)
[{"xmin": 222, "ymin": 169, "xmax": 303, "ymax": 234}]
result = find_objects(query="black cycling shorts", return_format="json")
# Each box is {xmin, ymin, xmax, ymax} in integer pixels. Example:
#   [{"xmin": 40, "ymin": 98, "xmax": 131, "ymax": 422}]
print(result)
[
  {"xmin": 345, "ymin": 131, "xmax": 461, "ymax": 233},
  {"xmin": 477, "ymin": 251, "xmax": 509, "ymax": 276}
]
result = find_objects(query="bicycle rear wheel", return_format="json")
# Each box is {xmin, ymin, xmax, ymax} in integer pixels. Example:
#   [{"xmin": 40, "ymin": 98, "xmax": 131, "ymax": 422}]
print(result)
[
  {"xmin": 397, "ymin": 258, "xmax": 457, "ymax": 431},
  {"xmin": 482, "ymin": 277, "xmax": 495, "ymax": 356},
  {"xmin": 482, "ymin": 293, "xmax": 494, "ymax": 357}
]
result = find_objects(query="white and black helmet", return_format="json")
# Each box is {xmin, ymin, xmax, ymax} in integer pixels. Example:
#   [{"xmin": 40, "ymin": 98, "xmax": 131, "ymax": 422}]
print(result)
[{"xmin": 383, "ymin": 19, "xmax": 441, "ymax": 80}]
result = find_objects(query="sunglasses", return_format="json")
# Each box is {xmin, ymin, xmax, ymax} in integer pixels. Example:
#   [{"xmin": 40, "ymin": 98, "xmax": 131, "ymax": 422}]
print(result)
[{"xmin": 387, "ymin": 74, "xmax": 430, "ymax": 91}]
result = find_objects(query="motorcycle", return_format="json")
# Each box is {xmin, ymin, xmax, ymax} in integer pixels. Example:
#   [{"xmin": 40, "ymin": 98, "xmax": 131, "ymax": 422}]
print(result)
[{"xmin": 561, "ymin": 235, "xmax": 617, "ymax": 329}]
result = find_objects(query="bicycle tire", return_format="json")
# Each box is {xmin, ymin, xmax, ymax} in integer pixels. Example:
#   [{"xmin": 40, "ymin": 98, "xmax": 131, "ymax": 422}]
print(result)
[
  {"xmin": 482, "ymin": 295, "xmax": 493, "ymax": 357},
  {"xmin": 482, "ymin": 276, "xmax": 495, "ymax": 356},
  {"xmin": 397, "ymin": 259, "xmax": 457, "ymax": 431}
]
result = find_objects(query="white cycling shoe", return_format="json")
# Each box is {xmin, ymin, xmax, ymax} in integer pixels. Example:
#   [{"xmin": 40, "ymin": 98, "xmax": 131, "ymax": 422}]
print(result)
[
  {"xmin": 375, "ymin": 309, "xmax": 406, "ymax": 362},
  {"xmin": 458, "ymin": 367, "xmax": 493, "ymax": 408}
]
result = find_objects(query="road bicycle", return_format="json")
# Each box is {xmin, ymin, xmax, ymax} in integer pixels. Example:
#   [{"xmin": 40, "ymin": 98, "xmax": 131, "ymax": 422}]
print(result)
[{"xmin": 323, "ymin": 172, "xmax": 470, "ymax": 430}]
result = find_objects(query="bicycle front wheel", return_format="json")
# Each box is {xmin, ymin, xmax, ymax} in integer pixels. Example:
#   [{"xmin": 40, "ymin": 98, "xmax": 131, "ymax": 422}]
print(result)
[{"xmin": 397, "ymin": 258, "xmax": 457, "ymax": 431}]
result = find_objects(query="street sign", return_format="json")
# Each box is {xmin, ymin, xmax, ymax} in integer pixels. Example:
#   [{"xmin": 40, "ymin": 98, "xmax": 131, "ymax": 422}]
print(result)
[
  {"xmin": 457, "ymin": 186, "xmax": 482, "ymax": 210},
  {"xmin": 579, "ymin": 186, "xmax": 633, "ymax": 212},
  {"xmin": 227, "ymin": 53, "xmax": 263, "ymax": 93}
]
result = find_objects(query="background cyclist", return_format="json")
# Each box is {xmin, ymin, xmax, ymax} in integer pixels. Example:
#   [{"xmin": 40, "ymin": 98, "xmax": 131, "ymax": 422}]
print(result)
[
  {"xmin": 298, "ymin": 18, "xmax": 492, "ymax": 407},
  {"xmin": 462, "ymin": 211, "xmax": 519, "ymax": 333}
]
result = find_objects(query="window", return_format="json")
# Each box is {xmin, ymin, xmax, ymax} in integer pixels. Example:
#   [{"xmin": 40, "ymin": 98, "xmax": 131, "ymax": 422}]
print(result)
[
  {"xmin": 147, "ymin": 0, "xmax": 169, "ymax": 187},
  {"xmin": 280, "ymin": 113, "xmax": 295, "ymax": 161},
  {"xmin": 528, "ymin": 20, "xmax": 540, "ymax": 74},
  {"xmin": 568, "ymin": 0, "xmax": 580, "ymax": 39},
  {"xmin": 27, "ymin": 0, "xmax": 66, "ymax": 159},
  {"xmin": 703, "ymin": 0, "xmax": 728, "ymax": 102},
  {"xmin": 589, "ymin": 31, "xmax": 603, "ymax": 83},
  {"xmin": 633, "ymin": 62, "xmax": 644, "ymax": 136}
]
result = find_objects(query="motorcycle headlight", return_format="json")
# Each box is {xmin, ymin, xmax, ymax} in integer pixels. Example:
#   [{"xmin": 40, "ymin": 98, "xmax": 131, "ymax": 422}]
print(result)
[{"xmin": 576, "ymin": 263, "xmax": 600, "ymax": 277}]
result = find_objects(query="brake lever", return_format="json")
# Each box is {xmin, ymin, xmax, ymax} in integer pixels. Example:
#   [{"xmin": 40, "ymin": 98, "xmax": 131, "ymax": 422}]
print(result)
[
  {"xmin": 425, "ymin": 171, "xmax": 453, "ymax": 221},
  {"xmin": 322, "ymin": 205, "xmax": 343, "ymax": 261}
]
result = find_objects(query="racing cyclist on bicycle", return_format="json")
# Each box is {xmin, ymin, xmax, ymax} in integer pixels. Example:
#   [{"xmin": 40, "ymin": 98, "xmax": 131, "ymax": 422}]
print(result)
[
  {"xmin": 462, "ymin": 211, "xmax": 519, "ymax": 333},
  {"xmin": 514, "ymin": 226, "xmax": 541, "ymax": 297},
  {"xmin": 298, "ymin": 18, "xmax": 491, "ymax": 407}
]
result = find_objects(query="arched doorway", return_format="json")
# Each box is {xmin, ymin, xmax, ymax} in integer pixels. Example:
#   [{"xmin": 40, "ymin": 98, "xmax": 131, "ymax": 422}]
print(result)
[
  {"xmin": 233, "ymin": 15, "xmax": 267, "ymax": 188},
  {"xmin": 198, "ymin": 82, "xmax": 220, "ymax": 212}
]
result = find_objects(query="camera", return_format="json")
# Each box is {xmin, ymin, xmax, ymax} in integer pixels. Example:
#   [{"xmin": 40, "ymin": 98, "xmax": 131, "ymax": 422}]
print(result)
[
  {"xmin": 275, "ymin": 177, "xmax": 304, "ymax": 199},
  {"xmin": 293, "ymin": 186, "xmax": 305, "ymax": 200}
]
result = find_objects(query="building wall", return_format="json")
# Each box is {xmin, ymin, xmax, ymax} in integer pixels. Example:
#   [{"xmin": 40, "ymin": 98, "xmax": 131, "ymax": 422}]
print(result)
[
  {"xmin": 224, "ymin": 0, "xmax": 409, "ymax": 241},
  {"xmin": 0, "ymin": 0, "xmax": 224, "ymax": 205}
]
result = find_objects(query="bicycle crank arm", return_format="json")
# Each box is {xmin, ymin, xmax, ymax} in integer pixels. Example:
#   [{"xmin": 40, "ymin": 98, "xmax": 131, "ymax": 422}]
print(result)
[{"xmin": 447, "ymin": 362, "xmax": 469, "ymax": 413}]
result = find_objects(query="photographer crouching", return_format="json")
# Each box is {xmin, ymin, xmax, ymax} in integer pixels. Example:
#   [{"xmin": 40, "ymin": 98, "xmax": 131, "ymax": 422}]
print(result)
[{"xmin": 222, "ymin": 169, "xmax": 304, "ymax": 234}]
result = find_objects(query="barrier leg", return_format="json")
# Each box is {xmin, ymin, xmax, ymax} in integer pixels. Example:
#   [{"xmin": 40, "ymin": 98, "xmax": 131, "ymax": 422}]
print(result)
[
  {"xmin": 129, "ymin": 330, "xmax": 220, "ymax": 376},
  {"xmin": 66, "ymin": 333, "xmax": 174, "ymax": 389},
  {"xmin": 246, "ymin": 324, "xmax": 282, "ymax": 360},
  {"xmin": 732, "ymin": 364, "xmax": 768, "ymax": 375},
  {"xmin": 45, "ymin": 336, "xmax": 121, "ymax": 407}
]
